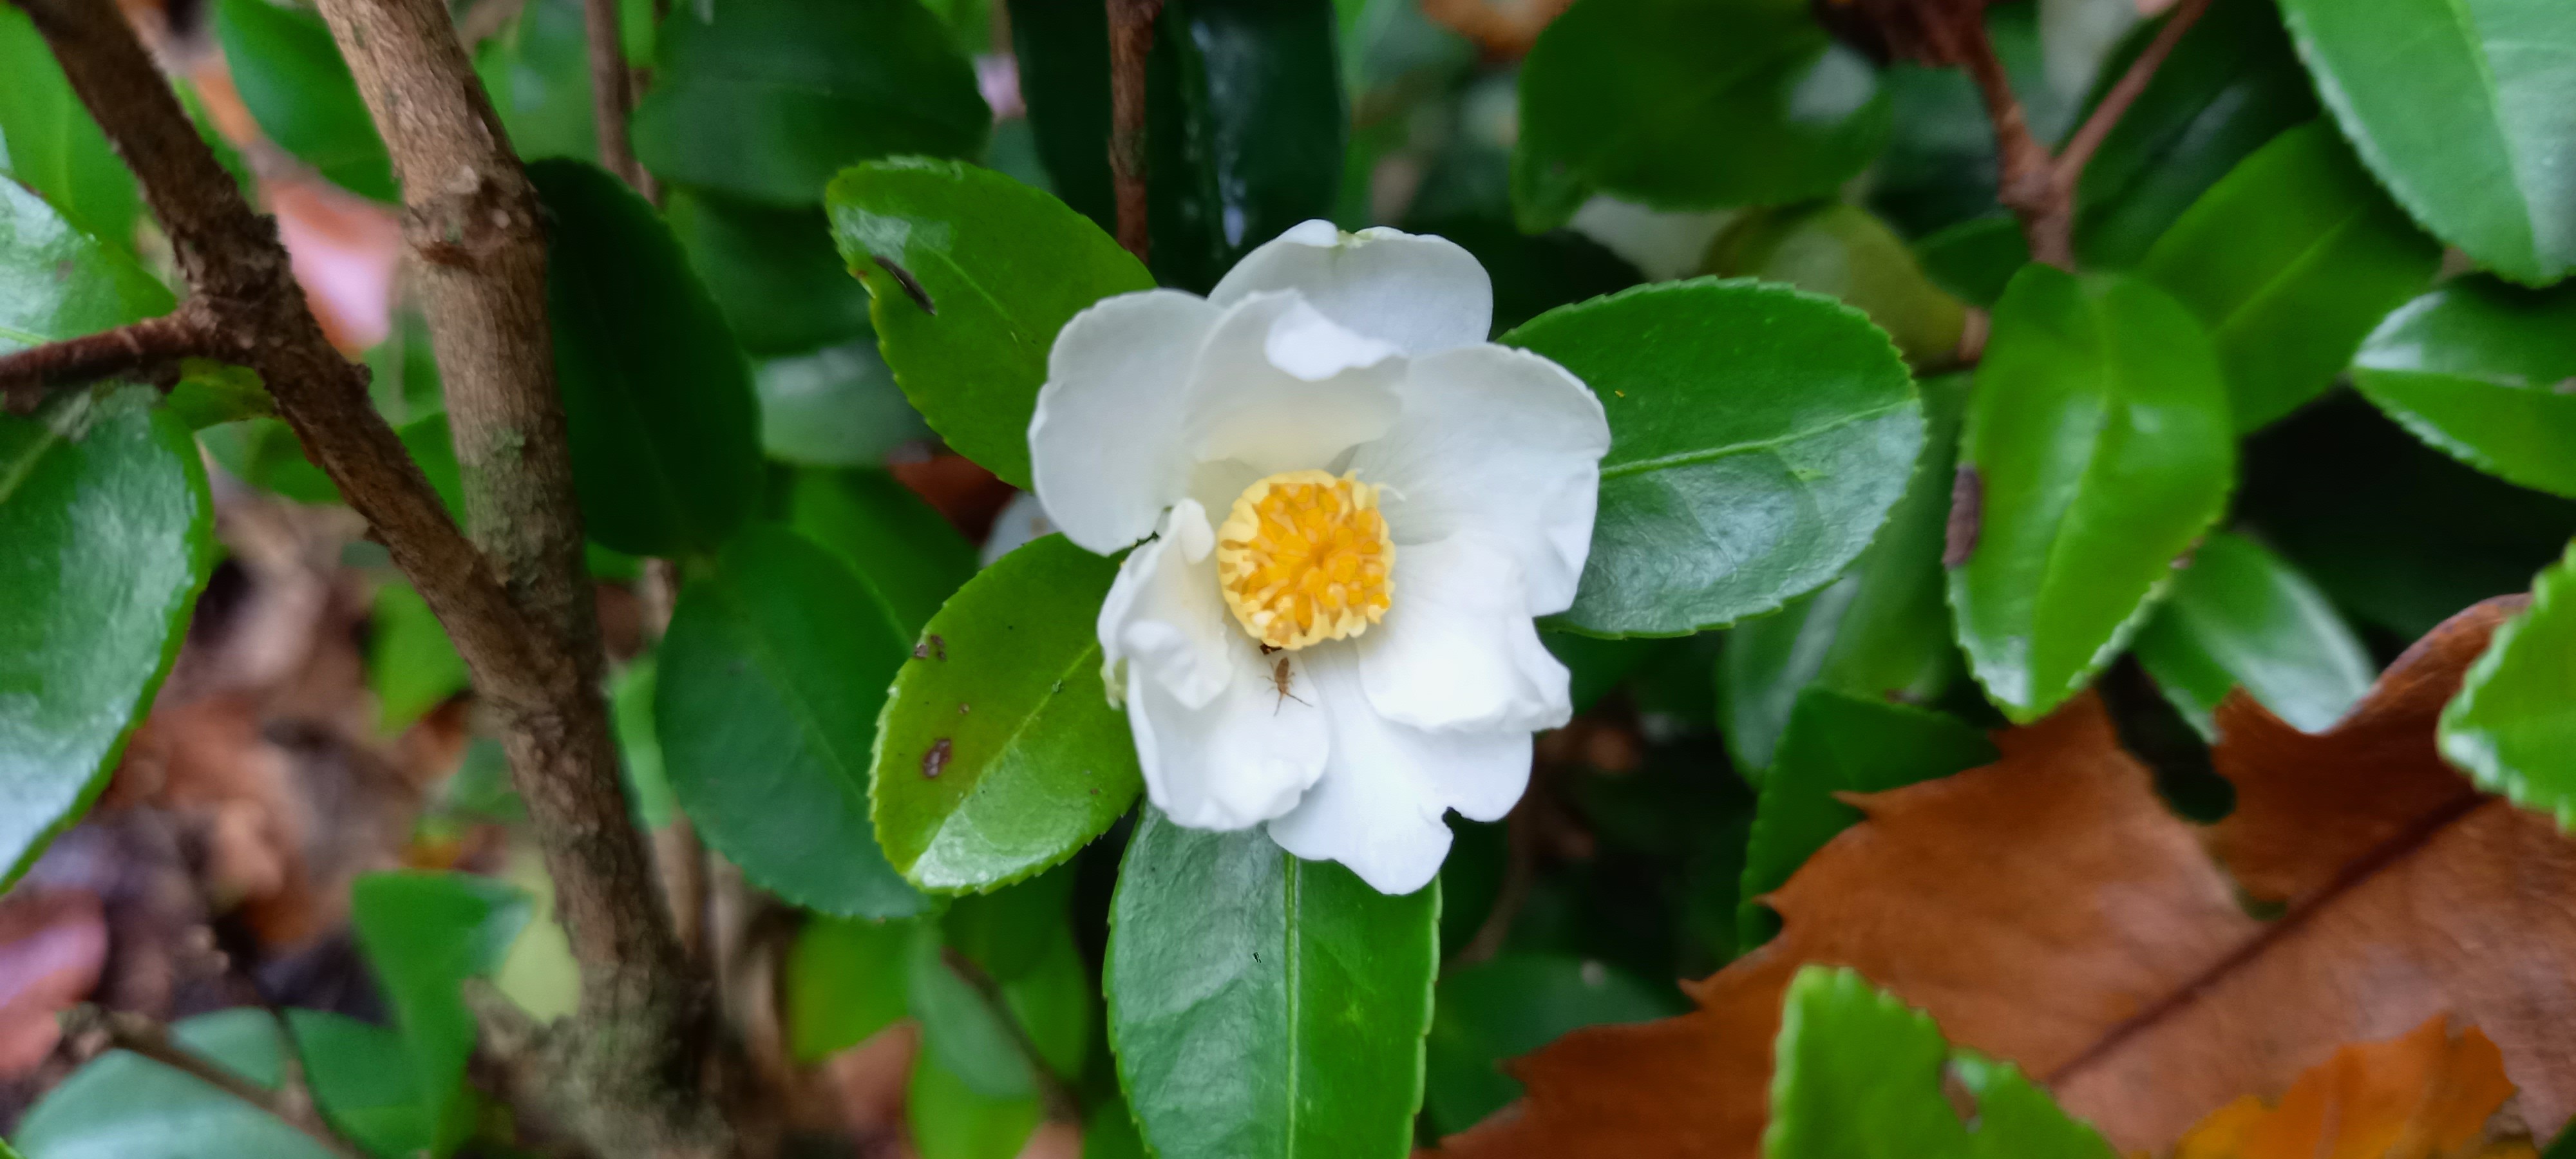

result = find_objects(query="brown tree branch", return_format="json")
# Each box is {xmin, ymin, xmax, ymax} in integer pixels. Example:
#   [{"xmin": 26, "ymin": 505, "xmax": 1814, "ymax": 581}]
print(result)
[
  {"xmin": 1106, "ymin": 0, "xmax": 1163, "ymax": 263},
  {"xmin": 301, "ymin": 0, "xmax": 730, "ymax": 1154},
  {"xmin": 0, "ymin": 305, "xmax": 212, "ymax": 411},
  {"xmin": 59, "ymin": 1005, "xmax": 367, "ymax": 1159},
  {"xmin": 580, "ymin": 0, "xmax": 643, "ymax": 189},
  {"xmin": 2051, "ymin": 0, "xmax": 2215, "ymax": 185}
]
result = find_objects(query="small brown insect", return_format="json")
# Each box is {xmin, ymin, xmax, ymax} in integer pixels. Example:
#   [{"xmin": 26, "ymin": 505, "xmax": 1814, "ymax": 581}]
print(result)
[{"xmin": 1268, "ymin": 656, "xmax": 1310, "ymax": 715}]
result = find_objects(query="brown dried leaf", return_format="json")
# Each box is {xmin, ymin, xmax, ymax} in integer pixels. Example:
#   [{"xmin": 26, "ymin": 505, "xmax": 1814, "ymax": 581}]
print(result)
[
  {"xmin": 1419, "ymin": 0, "xmax": 1575, "ymax": 55},
  {"xmin": 2170, "ymin": 1018, "xmax": 2530, "ymax": 1159},
  {"xmin": 1441, "ymin": 598, "xmax": 2571, "ymax": 1158}
]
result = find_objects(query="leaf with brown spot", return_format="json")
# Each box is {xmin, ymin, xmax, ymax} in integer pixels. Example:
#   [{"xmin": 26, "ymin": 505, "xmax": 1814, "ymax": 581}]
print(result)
[
  {"xmin": 2170, "ymin": 1018, "xmax": 2532, "ymax": 1159},
  {"xmin": 1439, "ymin": 597, "xmax": 2576, "ymax": 1158}
]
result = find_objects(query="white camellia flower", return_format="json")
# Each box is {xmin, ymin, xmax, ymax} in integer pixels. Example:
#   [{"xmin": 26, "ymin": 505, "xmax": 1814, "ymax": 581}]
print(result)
[{"xmin": 1028, "ymin": 220, "xmax": 1611, "ymax": 895}]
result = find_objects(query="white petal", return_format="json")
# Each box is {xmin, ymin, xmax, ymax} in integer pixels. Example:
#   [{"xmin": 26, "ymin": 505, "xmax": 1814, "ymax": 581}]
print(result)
[
  {"xmin": 1358, "ymin": 534, "xmax": 1572, "ymax": 733},
  {"xmin": 1098, "ymin": 500, "xmax": 1227, "ymax": 708},
  {"xmin": 1126, "ymin": 637, "xmax": 1329, "ymax": 831},
  {"xmin": 1030, "ymin": 290, "xmax": 1224, "ymax": 553},
  {"xmin": 1210, "ymin": 221, "xmax": 1493, "ymax": 356},
  {"xmin": 1348, "ymin": 344, "xmax": 1610, "ymax": 614},
  {"xmin": 1183, "ymin": 292, "xmax": 1404, "ymax": 477},
  {"xmin": 1265, "ymin": 650, "xmax": 1533, "ymax": 894}
]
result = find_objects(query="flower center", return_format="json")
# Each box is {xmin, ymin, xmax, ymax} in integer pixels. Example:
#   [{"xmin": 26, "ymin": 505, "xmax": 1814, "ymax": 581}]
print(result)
[{"xmin": 1214, "ymin": 469, "xmax": 1395, "ymax": 651}]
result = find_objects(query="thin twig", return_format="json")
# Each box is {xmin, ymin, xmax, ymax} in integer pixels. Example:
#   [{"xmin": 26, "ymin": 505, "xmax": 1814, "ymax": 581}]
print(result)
[
  {"xmin": 580, "ymin": 0, "xmax": 643, "ymax": 190},
  {"xmin": 1450, "ymin": 799, "xmax": 1539, "ymax": 971},
  {"xmin": 0, "ymin": 305, "xmax": 212, "ymax": 411},
  {"xmin": 938, "ymin": 948, "xmax": 1081, "ymax": 1125},
  {"xmin": 1953, "ymin": 14, "xmax": 2069, "ymax": 268},
  {"xmin": 59, "ymin": 1005, "xmax": 367, "ymax": 1159},
  {"xmin": 2052, "ymin": 0, "xmax": 2216, "ymax": 187},
  {"xmin": 1106, "ymin": 0, "xmax": 1163, "ymax": 263}
]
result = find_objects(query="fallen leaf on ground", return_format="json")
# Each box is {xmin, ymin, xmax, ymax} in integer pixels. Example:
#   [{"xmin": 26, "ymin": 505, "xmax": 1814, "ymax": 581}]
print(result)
[
  {"xmin": 2171, "ymin": 1017, "xmax": 2531, "ymax": 1159},
  {"xmin": 1439, "ymin": 597, "xmax": 2573, "ymax": 1157}
]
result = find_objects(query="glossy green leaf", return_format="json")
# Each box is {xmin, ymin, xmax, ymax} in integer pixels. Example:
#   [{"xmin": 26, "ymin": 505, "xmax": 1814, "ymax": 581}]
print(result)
[
  {"xmin": 1719, "ymin": 374, "xmax": 1968, "ymax": 773},
  {"xmin": 1949, "ymin": 265, "xmax": 2233, "ymax": 722},
  {"xmin": 2240, "ymin": 393, "xmax": 2576, "ymax": 640},
  {"xmin": 788, "ymin": 915, "xmax": 921, "ymax": 1061},
  {"xmin": 0, "ymin": 399, "xmax": 211, "ymax": 886},
  {"xmin": 786, "ymin": 467, "xmax": 977, "ymax": 641},
  {"xmin": 909, "ymin": 1053, "xmax": 1043, "ymax": 1159},
  {"xmin": 285, "ymin": 1011, "xmax": 432, "ymax": 1159},
  {"xmin": 942, "ymin": 869, "xmax": 1077, "ymax": 982},
  {"xmin": 2071, "ymin": 0, "xmax": 2316, "ymax": 269},
  {"xmin": 2132, "ymin": 531, "xmax": 2372, "ymax": 739},
  {"xmin": 667, "ymin": 189, "xmax": 871, "ymax": 357},
  {"xmin": 162, "ymin": 362, "xmax": 275, "ymax": 431},
  {"xmin": 2441, "ymin": 540, "xmax": 2576, "ymax": 827},
  {"xmin": 0, "ymin": 5, "xmax": 140, "ymax": 243},
  {"xmin": 15, "ymin": 1011, "xmax": 334, "ymax": 1159},
  {"xmin": 1148, "ymin": 0, "xmax": 1348, "ymax": 290},
  {"xmin": 473, "ymin": 0, "xmax": 594, "ymax": 164},
  {"xmin": 1422, "ymin": 954, "xmax": 1685, "ymax": 1135},
  {"xmin": 871, "ymin": 535, "xmax": 1142, "ymax": 892},
  {"xmin": 1765, "ymin": 966, "xmax": 2115, "ymax": 1159},
  {"xmin": 2141, "ymin": 123, "xmax": 2439, "ymax": 431},
  {"xmin": 1107, "ymin": 807, "xmax": 1439, "ymax": 1159},
  {"xmin": 211, "ymin": 0, "xmax": 397, "ymax": 202},
  {"xmin": 2277, "ymin": 0, "xmax": 2576, "ymax": 285},
  {"xmin": 656, "ymin": 525, "xmax": 931, "ymax": 918},
  {"xmin": 1003, "ymin": 0, "xmax": 1115, "ymax": 234},
  {"xmin": 349, "ymin": 871, "xmax": 530, "ymax": 1156},
  {"xmin": 631, "ymin": 0, "xmax": 989, "ymax": 205},
  {"xmin": 1705, "ymin": 203, "xmax": 1968, "ymax": 370},
  {"xmin": 1738, "ymin": 691, "xmax": 1995, "ymax": 950},
  {"xmin": 2, "ymin": 187, "xmax": 209, "ymax": 890},
  {"xmin": 1513, "ymin": 0, "xmax": 1889, "ymax": 231},
  {"xmin": 754, "ymin": 341, "xmax": 929, "ymax": 466},
  {"xmin": 369, "ymin": 581, "xmax": 470, "ymax": 733},
  {"xmin": 826, "ymin": 158, "xmax": 1155, "ymax": 490},
  {"xmin": 531, "ymin": 159, "xmax": 764, "ymax": 557},
  {"xmin": 2352, "ymin": 278, "xmax": 2576, "ymax": 499},
  {"xmin": 1502, "ymin": 279, "xmax": 1922, "ymax": 637},
  {"xmin": 1914, "ymin": 214, "xmax": 2030, "ymax": 308}
]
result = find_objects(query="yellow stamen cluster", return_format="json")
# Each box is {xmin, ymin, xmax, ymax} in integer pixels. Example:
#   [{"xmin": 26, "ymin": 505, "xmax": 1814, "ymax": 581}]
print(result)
[{"xmin": 1215, "ymin": 470, "xmax": 1395, "ymax": 650}]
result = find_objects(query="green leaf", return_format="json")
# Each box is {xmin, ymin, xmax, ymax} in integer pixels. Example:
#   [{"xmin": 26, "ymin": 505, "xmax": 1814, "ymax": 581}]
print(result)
[
  {"xmin": 1705, "ymin": 203, "xmax": 1968, "ymax": 370},
  {"xmin": 1865, "ymin": 2, "xmax": 2066, "ymax": 239},
  {"xmin": 531, "ymin": 158, "xmax": 764, "ymax": 557},
  {"xmin": 162, "ymin": 362, "xmax": 274, "ymax": 430},
  {"xmin": 909, "ymin": 1053, "xmax": 1044, "ymax": 1159},
  {"xmin": 941, "ymin": 868, "xmax": 1076, "ymax": 982},
  {"xmin": 2071, "ymin": 0, "xmax": 2316, "ymax": 269},
  {"xmin": 667, "ymin": 188, "xmax": 872, "ymax": 357},
  {"xmin": 1502, "ymin": 279, "xmax": 1922, "ymax": 637},
  {"xmin": 787, "ymin": 915, "xmax": 921, "ymax": 1061},
  {"xmin": 2351, "ymin": 278, "xmax": 2576, "ymax": 500},
  {"xmin": 871, "ymin": 535, "xmax": 1142, "ymax": 893},
  {"xmin": 285, "ymin": 1011, "xmax": 432, "ymax": 1159},
  {"xmin": 369, "ymin": 581, "xmax": 470, "ymax": 733},
  {"xmin": 1764, "ymin": 966, "xmax": 2115, "ymax": 1158},
  {"xmin": 1422, "ymin": 954, "xmax": 1685, "ymax": 1135},
  {"xmin": 826, "ymin": 158, "xmax": 1153, "ymax": 490},
  {"xmin": 211, "ymin": 0, "xmax": 397, "ymax": 202},
  {"xmin": 1949, "ymin": 265, "xmax": 2233, "ymax": 722},
  {"xmin": 1737, "ymin": 691, "xmax": 1995, "ymax": 950},
  {"xmin": 2440, "ymin": 540, "xmax": 2576, "ymax": 827},
  {"xmin": 1107, "ymin": 806, "xmax": 1439, "ymax": 1159},
  {"xmin": 911, "ymin": 925, "xmax": 1039, "ymax": 1098},
  {"xmin": 1146, "ymin": 0, "xmax": 1348, "ymax": 291},
  {"xmin": 1513, "ymin": 0, "xmax": 1889, "ymax": 232},
  {"xmin": 630, "ymin": 0, "xmax": 989, "ymax": 205},
  {"xmin": 1719, "ymin": 373, "xmax": 1970, "ymax": 773},
  {"xmin": 202, "ymin": 411, "xmax": 463, "ymax": 515},
  {"xmin": 610, "ymin": 656, "xmax": 673, "ymax": 829},
  {"xmin": 786, "ymin": 467, "xmax": 977, "ymax": 641},
  {"xmin": 1914, "ymin": 214, "xmax": 2030, "ymax": 308},
  {"xmin": 2277, "ymin": 0, "xmax": 2576, "ymax": 285},
  {"xmin": 1004, "ymin": 0, "xmax": 1115, "ymax": 234},
  {"xmin": 2140, "ymin": 123, "xmax": 2441, "ymax": 432},
  {"xmin": 755, "ymin": 341, "xmax": 929, "ymax": 467},
  {"xmin": 14, "ymin": 1010, "xmax": 335, "ymax": 1159},
  {"xmin": 656, "ymin": 524, "xmax": 931, "ymax": 918},
  {"xmin": 2132, "ymin": 531, "xmax": 2372, "ymax": 739},
  {"xmin": 1, "ymin": 214, "xmax": 210, "ymax": 885},
  {"xmin": 0, "ymin": 5, "xmax": 140, "ymax": 244},
  {"xmin": 473, "ymin": 0, "xmax": 595, "ymax": 165},
  {"xmin": 348, "ymin": 871, "xmax": 531, "ymax": 1156}
]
